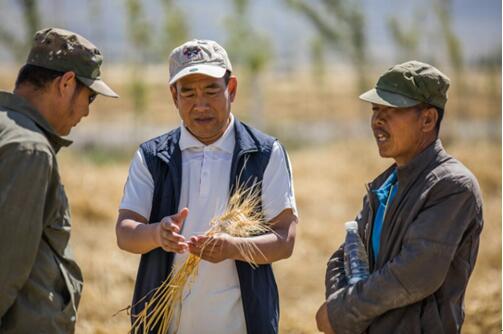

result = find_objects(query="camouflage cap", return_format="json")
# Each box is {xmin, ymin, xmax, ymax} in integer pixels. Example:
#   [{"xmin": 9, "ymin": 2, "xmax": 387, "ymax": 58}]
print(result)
[
  {"xmin": 26, "ymin": 27, "xmax": 118, "ymax": 98},
  {"xmin": 359, "ymin": 60, "xmax": 450, "ymax": 109},
  {"xmin": 169, "ymin": 39, "xmax": 232, "ymax": 85}
]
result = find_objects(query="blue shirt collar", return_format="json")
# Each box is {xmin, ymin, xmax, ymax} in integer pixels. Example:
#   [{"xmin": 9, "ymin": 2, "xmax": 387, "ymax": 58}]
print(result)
[{"xmin": 373, "ymin": 168, "xmax": 398, "ymax": 203}]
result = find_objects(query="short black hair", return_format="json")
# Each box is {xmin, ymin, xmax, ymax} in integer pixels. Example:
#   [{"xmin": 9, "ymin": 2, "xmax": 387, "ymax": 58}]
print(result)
[
  {"xmin": 16, "ymin": 64, "xmax": 86, "ymax": 92},
  {"xmin": 223, "ymin": 70, "xmax": 232, "ymax": 86},
  {"xmin": 416, "ymin": 103, "xmax": 444, "ymax": 134},
  {"xmin": 15, "ymin": 64, "xmax": 65, "ymax": 90}
]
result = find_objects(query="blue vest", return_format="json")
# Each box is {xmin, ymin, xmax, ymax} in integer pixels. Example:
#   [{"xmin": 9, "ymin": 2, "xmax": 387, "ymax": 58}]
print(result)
[{"xmin": 132, "ymin": 119, "xmax": 279, "ymax": 334}]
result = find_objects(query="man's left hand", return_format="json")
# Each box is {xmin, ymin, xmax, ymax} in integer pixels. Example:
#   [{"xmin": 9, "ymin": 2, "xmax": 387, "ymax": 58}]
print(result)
[
  {"xmin": 188, "ymin": 233, "xmax": 236, "ymax": 263},
  {"xmin": 316, "ymin": 302, "xmax": 335, "ymax": 334}
]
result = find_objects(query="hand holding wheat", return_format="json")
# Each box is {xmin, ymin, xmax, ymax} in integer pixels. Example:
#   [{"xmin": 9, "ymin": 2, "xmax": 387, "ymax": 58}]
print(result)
[
  {"xmin": 128, "ymin": 182, "xmax": 271, "ymax": 334},
  {"xmin": 188, "ymin": 233, "xmax": 238, "ymax": 263}
]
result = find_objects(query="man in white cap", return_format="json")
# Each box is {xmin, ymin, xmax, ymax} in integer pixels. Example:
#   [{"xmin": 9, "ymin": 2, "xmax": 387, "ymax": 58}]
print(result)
[{"xmin": 116, "ymin": 39, "xmax": 298, "ymax": 334}]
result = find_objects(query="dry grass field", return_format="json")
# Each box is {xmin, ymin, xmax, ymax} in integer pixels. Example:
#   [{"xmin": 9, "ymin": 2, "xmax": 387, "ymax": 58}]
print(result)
[{"xmin": 59, "ymin": 137, "xmax": 501, "ymax": 334}]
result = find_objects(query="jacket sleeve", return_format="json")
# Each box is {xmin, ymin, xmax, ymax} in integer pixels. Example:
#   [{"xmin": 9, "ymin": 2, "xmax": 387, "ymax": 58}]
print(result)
[
  {"xmin": 325, "ymin": 196, "xmax": 369, "ymax": 298},
  {"xmin": 325, "ymin": 244, "xmax": 346, "ymax": 299},
  {"xmin": 326, "ymin": 178, "xmax": 482, "ymax": 334},
  {"xmin": 0, "ymin": 144, "xmax": 52, "ymax": 320}
]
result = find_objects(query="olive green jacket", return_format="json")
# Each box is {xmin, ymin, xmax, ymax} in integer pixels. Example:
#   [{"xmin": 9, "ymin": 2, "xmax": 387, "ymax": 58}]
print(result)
[{"xmin": 0, "ymin": 91, "xmax": 83, "ymax": 333}]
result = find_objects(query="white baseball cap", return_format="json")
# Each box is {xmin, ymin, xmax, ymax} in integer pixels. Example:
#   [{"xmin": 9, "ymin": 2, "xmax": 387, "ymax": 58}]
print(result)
[{"xmin": 168, "ymin": 39, "xmax": 233, "ymax": 85}]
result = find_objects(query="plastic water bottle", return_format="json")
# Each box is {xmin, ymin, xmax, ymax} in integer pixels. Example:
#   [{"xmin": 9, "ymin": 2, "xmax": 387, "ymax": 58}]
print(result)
[{"xmin": 344, "ymin": 221, "xmax": 369, "ymax": 285}]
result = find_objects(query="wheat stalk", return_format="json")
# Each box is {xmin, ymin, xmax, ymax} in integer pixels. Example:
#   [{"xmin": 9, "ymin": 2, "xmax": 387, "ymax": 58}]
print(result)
[{"xmin": 128, "ymin": 181, "xmax": 272, "ymax": 334}]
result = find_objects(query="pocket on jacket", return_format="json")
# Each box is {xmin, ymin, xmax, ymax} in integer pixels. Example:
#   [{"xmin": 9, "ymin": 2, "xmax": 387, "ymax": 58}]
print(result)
[{"xmin": 53, "ymin": 255, "xmax": 81, "ymax": 317}]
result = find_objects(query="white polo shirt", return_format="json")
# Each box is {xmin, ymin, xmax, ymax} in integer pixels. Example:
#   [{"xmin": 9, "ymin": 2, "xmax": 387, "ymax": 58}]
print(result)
[{"xmin": 120, "ymin": 114, "xmax": 297, "ymax": 334}]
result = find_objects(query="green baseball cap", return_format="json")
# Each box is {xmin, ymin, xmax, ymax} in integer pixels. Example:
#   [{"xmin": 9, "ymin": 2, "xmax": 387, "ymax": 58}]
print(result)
[
  {"xmin": 359, "ymin": 60, "xmax": 450, "ymax": 109},
  {"xmin": 26, "ymin": 27, "xmax": 118, "ymax": 98},
  {"xmin": 169, "ymin": 39, "xmax": 232, "ymax": 85}
]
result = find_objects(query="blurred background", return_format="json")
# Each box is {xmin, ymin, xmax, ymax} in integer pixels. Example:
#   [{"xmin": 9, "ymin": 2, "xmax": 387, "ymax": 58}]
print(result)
[{"xmin": 0, "ymin": 0, "xmax": 500, "ymax": 333}]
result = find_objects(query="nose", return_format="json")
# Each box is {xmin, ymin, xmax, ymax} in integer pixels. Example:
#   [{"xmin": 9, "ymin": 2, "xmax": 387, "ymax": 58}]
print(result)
[
  {"xmin": 193, "ymin": 94, "xmax": 210, "ymax": 112},
  {"xmin": 371, "ymin": 110, "xmax": 384, "ymax": 128}
]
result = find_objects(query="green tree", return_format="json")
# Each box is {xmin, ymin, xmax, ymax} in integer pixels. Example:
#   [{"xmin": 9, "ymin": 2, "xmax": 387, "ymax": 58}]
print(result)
[
  {"xmin": 387, "ymin": 0, "xmax": 466, "ymax": 116},
  {"xmin": 159, "ymin": 0, "xmax": 189, "ymax": 58},
  {"xmin": 225, "ymin": 0, "xmax": 272, "ymax": 127},
  {"xmin": 434, "ymin": 0, "xmax": 463, "ymax": 76},
  {"xmin": 387, "ymin": 0, "xmax": 463, "ymax": 74},
  {"xmin": 0, "ymin": 0, "xmax": 41, "ymax": 61},
  {"xmin": 88, "ymin": 0, "xmax": 104, "ymax": 42},
  {"xmin": 126, "ymin": 0, "xmax": 151, "ymax": 119},
  {"xmin": 286, "ymin": 0, "xmax": 369, "ymax": 92},
  {"xmin": 387, "ymin": 9, "xmax": 424, "ymax": 62},
  {"xmin": 310, "ymin": 36, "xmax": 326, "ymax": 83},
  {"xmin": 432, "ymin": 0, "xmax": 466, "ymax": 118}
]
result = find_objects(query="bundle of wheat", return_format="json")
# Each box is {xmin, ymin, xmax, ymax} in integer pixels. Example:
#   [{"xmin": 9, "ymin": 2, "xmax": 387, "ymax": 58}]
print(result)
[{"xmin": 129, "ymin": 182, "xmax": 271, "ymax": 334}]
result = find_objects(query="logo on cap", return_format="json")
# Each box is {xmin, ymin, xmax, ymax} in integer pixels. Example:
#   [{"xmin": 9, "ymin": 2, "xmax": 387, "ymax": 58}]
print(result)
[{"xmin": 183, "ymin": 46, "xmax": 202, "ymax": 60}]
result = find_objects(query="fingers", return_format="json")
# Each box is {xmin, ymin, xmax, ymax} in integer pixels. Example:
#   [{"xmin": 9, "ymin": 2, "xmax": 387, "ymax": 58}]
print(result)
[
  {"xmin": 189, "ymin": 235, "xmax": 209, "ymax": 247},
  {"xmin": 160, "ymin": 239, "xmax": 188, "ymax": 253},
  {"xmin": 187, "ymin": 235, "xmax": 207, "ymax": 256},
  {"xmin": 160, "ymin": 228, "xmax": 185, "ymax": 244},
  {"xmin": 171, "ymin": 207, "xmax": 189, "ymax": 227},
  {"xmin": 158, "ymin": 227, "xmax": 187, "ymax": 253},
  {"xmin": 157, "ymin": 210, "xmax": 190, "ymax": 253},
  {"xmin": 160, "ymin": 208, "xmax": 189, "ymax": 230},
  {"xmin": 188, "ymin": 235, "xmax": 226, "ymax": 262},
  {"xmin": 160, "ymin": 218, "xmax": 182, "ymax": 234}
]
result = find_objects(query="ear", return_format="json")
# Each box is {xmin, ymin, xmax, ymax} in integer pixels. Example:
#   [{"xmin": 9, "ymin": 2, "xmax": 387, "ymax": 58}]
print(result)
[
  {"xmin": 421, "ymin": 107, "xmax": 438, "ymax": 133},
  {"xmin": 227, "ymin": 76, "xmax": 238, "ymax": 102},
  {"xmin": 170, "ymin": 84, "xmax": 179, "ymax": 108},
  {"xmin": 57, "ymin": 71, "xmax": 78, "ymax": 97}
]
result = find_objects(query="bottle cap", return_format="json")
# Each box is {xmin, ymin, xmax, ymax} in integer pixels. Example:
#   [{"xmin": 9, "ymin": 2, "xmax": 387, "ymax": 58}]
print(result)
[{"xmin": 345, "ymin": 221, "xmax": 358, "ymax": 231}]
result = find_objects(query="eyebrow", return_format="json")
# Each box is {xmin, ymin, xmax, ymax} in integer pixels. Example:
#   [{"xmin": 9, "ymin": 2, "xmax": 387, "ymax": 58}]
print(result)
[
  {"xmin": 372, "ymin": 105, "xmax": 388, "ymax": 111},
  {"xmin": 204, "ymin": 83, "xmax": 221, "ymax": 89},
  {"xmin": 180, "ymin": 87, "xmax": 195, "ymax": 93},
  {"xmin": 179, "ymin": 83, "xmax": 222, "ymax": 93}
]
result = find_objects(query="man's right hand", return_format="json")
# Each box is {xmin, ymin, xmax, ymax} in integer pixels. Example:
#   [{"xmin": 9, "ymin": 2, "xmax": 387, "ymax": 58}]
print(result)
[
  {"xmin": 154, "ymin": 208, "xmax": 190, "ymax": 253},
  {"xmin": 316, "ymin": 302, "xmax": 336, "ymax": 334}
]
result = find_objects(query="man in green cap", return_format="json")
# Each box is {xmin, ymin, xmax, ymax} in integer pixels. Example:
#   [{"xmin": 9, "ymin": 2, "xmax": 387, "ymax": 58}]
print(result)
[
  {"xmin": 0, "ymin": 27, "xmax": 117, "ymax": 333},
  {"xmin": 315, "ymin": 61, "xmax": 483, "ymax": 334}
]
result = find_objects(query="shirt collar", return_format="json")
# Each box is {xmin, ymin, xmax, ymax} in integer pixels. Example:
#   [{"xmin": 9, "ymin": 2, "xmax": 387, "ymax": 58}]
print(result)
[
  {"xmin": 0, "ymin": 91, "xmax": 72, "ymax": 152},
  {"xmin": 179, "ymin": 113, "xmax": 235, "ymax": 153},
  {"xmin": 368, "ymin": 139, "xmax": 446, "ymax": 191},
  {"xmin": 375, "ymin": 168, "xmax": 397, "ymax": 191},
  {"xmin": 373, "ymin": 168, "xmax": 397, "ymax": 201}
]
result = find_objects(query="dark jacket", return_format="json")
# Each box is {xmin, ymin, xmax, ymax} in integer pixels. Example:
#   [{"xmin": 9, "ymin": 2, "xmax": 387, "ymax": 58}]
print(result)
[
  {"xmin": 0, "ymin": 92, "xmax": 83, "ymax": 333},
  {"xmin": 131, "ymin": 119, "xmax": 280, "ymax": 334},
  {"xmin": 325, "ymin": 140, "xmax": 483, "ymax": 334}
]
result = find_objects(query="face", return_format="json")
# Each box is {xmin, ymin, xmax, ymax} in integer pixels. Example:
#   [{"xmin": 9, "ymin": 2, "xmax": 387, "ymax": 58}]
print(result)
[
  {"xmin": 171, "ymin": 73, "xmax": 237, "ymax": 145},
  {"xmin": 371, "ymin": 103, "xmax": 432, "ymax": 166},
  {"xmin": 57, "ymin": 85, "xmax": 96, "ymax": 136},
  {"xmin": 48, "ymin": 72, "xmax": 97, "ymax": 136}
]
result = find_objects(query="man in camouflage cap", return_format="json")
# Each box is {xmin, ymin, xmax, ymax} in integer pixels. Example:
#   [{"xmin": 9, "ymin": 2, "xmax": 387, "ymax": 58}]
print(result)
[
  {"xmin": 317, "ymin": 61, "xmax": 483, "ymax": 334},
  {"xmin": 0, "ymin": 27, "xmax": 117, "ymax": 333}
]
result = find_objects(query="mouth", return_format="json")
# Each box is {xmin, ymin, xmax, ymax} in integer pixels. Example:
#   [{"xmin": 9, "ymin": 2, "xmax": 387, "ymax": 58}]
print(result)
[
  {"xmin": 373, "ymin": 129, "xmax": 390, "ymax": 143},
  {"xmin": 194, "ymin": 116, "xmax": 214, "ymax": 124}
]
